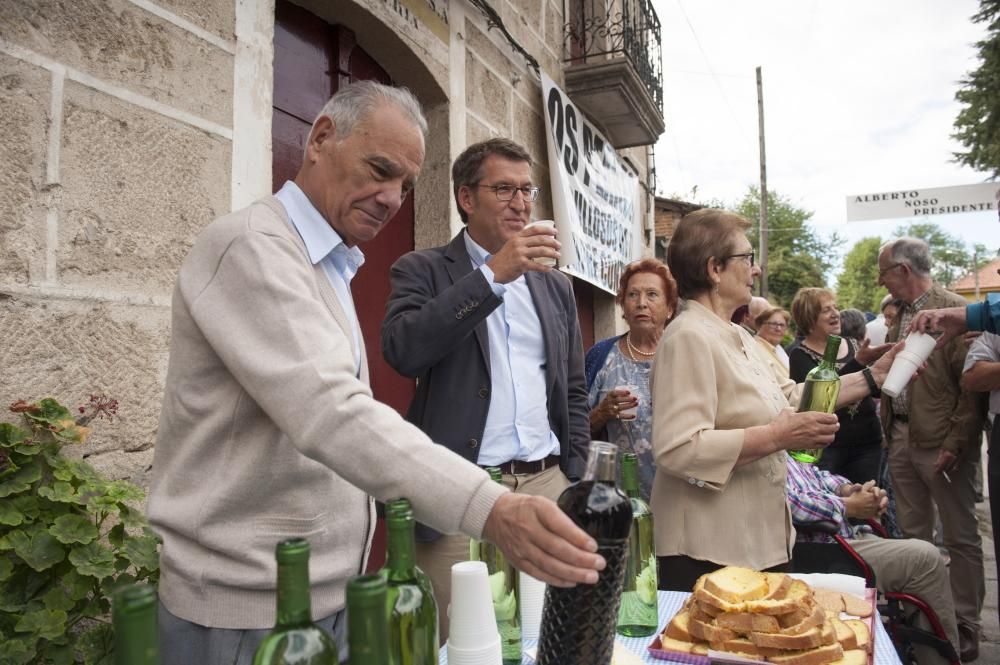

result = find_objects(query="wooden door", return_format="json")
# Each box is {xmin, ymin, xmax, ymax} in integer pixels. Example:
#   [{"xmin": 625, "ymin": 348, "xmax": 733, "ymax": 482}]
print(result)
[{"xmin": 272, "ymin": 0, "xmax": 416, "ymax": 571}]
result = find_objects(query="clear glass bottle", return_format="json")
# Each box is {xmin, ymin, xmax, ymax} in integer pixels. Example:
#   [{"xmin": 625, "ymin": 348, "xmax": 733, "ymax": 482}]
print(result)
[
  {"xmin": 252, "ymin": 538, "xmax": 339, "ymax": 665},
  {"xmin": 112, "ymin": 583, "xmax": 160, "ymax": 665},
  {"xmin": 616, "ymin": 452, "xmax": 658, "ymax": 637},
  {"xmin": 470, "ymin": 467, "xmax": 521, "ymax": 664},
  {"xmin": 347, "ymin": 575, "xmax": 390, "ymax": 665},
  {"xmin": 790, "ymin": 334, "xmax": 842, "ymax": 464},
  {"xmin": 536, "ymin": 442, "xmax": 633, "ymax": 664},
  {"xmin": 380, "ymin": 498, "xmax": 438, "ymax": 665}
]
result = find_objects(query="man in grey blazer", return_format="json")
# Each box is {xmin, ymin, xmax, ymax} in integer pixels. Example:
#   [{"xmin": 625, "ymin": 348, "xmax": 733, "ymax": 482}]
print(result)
[
  {"xmin": 382, "ymin": 138, "xmax": 591, "ymax": 632},
  {"xmin": 148, "ymin": 86, "xmax": 603, "ymax": 664}
]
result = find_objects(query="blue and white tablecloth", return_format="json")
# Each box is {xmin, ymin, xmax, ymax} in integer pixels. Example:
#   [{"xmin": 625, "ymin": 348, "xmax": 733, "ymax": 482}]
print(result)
[{"xmin": 439, "ymin": 590, "xmax": 902, "ymax": 665}]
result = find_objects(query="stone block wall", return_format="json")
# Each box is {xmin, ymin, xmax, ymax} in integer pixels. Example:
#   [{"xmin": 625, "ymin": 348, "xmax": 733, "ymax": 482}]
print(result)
[{"xmin": 0, "ymin": 0, "xmax": 234, "ymax": 486}]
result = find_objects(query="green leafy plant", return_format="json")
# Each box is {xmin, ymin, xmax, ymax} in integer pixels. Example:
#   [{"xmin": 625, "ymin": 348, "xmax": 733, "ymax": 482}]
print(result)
[{"xmin": 0, "ymin": 397, "xmax": 160, "ymax": 665}]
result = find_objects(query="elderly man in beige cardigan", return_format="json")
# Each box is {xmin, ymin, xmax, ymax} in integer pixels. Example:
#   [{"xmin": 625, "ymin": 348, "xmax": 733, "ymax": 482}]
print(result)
[{"xmin": 147, "ymin": 81, "xmax": 604, "ymax": 664}]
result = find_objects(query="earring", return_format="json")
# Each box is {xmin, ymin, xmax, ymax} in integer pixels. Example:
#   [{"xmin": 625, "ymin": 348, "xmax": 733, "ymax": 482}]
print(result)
[{"xmin": 713, "ymin": 283, "xmax": 720, "ymax": 295}]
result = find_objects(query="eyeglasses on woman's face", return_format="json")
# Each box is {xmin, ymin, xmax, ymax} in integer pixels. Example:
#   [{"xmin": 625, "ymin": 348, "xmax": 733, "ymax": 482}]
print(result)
[
  {"xmin": 763, "ymin": 320, "xmax": 787, "ymax": 330},
  {"xmin": 724, "ymin": 251, "xmax": 755, "ymax": 267}
]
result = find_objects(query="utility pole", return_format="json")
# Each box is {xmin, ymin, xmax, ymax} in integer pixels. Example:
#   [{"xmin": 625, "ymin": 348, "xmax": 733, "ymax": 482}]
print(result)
[{"xmin": 756, "ymin": 66, "xmax": 768, "ymax": 298}]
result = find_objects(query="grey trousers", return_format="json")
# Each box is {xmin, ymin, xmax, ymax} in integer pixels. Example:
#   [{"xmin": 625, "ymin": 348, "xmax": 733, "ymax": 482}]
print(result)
[{"xmin": 158, "ymin": 601, "xmax": 348, "ymax": 665}]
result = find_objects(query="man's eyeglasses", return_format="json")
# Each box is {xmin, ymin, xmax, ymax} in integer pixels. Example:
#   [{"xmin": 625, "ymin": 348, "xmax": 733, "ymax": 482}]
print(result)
[
  {"xmin": 724, "ymin": 251, "xmax": 755, "ymax": 267},
  {"xmin": 475, "ymin": 184, "xmax": 540, "ymax": 202},
  {"xmin": 879, "ymin": 262, "xmax": 904, "ymax": 278}
]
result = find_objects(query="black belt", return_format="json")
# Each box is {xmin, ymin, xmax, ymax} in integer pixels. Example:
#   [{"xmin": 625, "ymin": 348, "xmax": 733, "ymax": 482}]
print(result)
[
  {"xmin": 487, "ymin": 454, "xmax": 560, "ymax": 475},
  {"xmin": 894, "ymin": 413, "xmax": 909, "ymax": 423}
]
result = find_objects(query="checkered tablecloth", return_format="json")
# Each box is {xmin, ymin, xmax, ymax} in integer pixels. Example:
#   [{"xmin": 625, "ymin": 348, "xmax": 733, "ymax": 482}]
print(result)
[{"xmin": 439, "ymin": 590, "xmax": 902, "ymax": 665}]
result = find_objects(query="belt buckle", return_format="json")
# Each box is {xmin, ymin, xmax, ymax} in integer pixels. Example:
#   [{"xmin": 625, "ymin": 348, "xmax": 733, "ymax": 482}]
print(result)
[{"xmin": 510, "ymin": 459, "xmax": 531, "ymax": 477}]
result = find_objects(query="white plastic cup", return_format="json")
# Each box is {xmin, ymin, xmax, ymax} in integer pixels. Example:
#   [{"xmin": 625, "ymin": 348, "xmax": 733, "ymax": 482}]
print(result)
[
  {"xmin": 518, "ymin": 572, "xmax": 546, "ymax": 640},
  {"xmin": 447, "ymin": 561, "xmax": 501, "ymax": 652},
  {"xmin": 447, "ymin": 640, "xmax": 503, "ymax": 665},
  {"xmin": 615, "ymin": 384, "xmax": 640, "ymax": 419},
  {"xmin": 525, "ymin": 220, "xmax": 558, "ymax": 267},
  {"xmin": 881, "ymin": 331, "xmax": 936, "ymax": 398}
]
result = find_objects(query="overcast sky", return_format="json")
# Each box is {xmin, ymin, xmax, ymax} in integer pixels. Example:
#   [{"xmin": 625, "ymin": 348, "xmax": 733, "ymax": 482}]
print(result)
[{"xmin": 652, "ymin": 0, "xmax": 999, "ymax": 279}]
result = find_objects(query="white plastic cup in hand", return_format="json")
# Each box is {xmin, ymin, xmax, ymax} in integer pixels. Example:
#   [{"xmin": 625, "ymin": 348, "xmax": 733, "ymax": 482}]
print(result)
[
  {"xmin": 518, "ymin": 571, "xmax": 546, "ymax": 640},
  {"xmin": 447, "ymin": 561, "xmax": 502, "ymax": 663},
  {"xmin": 525, "ymin": 220, "xmax": 558, "ymax": 267},
  {"xmin": 615, "ymin": 384, "xmax": 639, "ymax": 419},
  {"xmin": 881, "ymin": 331, "xmax": 936, "ymax": 398}
]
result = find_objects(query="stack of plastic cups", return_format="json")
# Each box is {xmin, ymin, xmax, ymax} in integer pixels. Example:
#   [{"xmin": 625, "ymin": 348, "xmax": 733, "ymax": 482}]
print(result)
[
  {"xmin": 518, "ymin": 572, "xmax": 546, "ymax": 641},
  {"xmin": 447, "ymin": 561, "xmax": 502, "ymax": 665},
  {"xmin": 881, "ymin": 331, "xmax": 937, "ymax": 398}
]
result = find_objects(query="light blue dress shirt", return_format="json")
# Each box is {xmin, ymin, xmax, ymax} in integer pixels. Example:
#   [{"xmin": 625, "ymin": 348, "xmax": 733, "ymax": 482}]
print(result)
[
  {"xmin": 275, "ymin": 181, "xmax": 365, "ymax": 373},
  {"xmin": 463, "ymin": 232, "xmax": 560, "ymax": 465}
]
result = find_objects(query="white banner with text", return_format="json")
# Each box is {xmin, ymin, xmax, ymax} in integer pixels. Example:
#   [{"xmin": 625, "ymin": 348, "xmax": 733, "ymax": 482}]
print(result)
[
  {"xmin": 541, "ymin": 73, "xmax": 641, "ymax": 294},
  {"xmin": 845, "ymin": 182, "xmax": 1000, "ymax": 222}
]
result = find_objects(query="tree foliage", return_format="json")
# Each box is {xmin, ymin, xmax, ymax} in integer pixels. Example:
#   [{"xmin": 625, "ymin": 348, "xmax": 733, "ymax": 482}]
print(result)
[
  {"xmin": 734, "ymin": 186, "xmax": 843, "ymax": 308},
  {"xmin": 953, "ymin": 0, "xmax": 1000, "ymax": 176},
  {"xmin": 836, "ymin": 237, "xmax": 887, "ymax": 313}
]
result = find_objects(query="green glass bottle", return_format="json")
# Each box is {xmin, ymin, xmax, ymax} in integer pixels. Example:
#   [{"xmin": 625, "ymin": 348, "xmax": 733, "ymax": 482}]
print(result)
[
  {"xmin": 347, "ymin": 575, "xmax": 390, "ymax": 665},
  {"xmin": 790, "ymin": 334, "xmax": 842, "ymax": 464},
  {"xmin": 252, "ymin": 538, "xmax": 338, "ymax": 665},
  {"xmin": 380, "ymin": 498, "xmax": 438, "ymax": 665},
  {"xmin": 112, "ymin": 583, "xmax": 160, "ymax": 665},
  {"xmin": 469, "ymin": 467, "xmax": 521, "ymax": 664},
  {"xmin": 384, "ymin": 499, "xmax": 434, "ymax": 605},
  {"xmin": 616, "ymin": 453, "xmax": 658, "ymax": 637}
]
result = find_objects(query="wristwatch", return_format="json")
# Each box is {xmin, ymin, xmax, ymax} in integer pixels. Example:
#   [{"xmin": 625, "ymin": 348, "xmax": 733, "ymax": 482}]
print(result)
[{"xmin": 861, "ymin": 366, "xmax": 881, "ymax": 397}]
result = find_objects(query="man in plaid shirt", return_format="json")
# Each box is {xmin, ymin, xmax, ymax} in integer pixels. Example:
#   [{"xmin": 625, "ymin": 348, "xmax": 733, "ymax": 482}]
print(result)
[{"xmin": 786, "ymin": 457, "xmax": 958, "ymax": 665}]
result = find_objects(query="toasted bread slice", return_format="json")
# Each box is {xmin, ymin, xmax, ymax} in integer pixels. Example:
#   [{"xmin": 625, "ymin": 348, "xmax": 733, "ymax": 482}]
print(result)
[
  {"xmin": 716, "ymin": 611, "xmax": 781, "ymax": 634},
  {"xmin": 779, "ymin": 603, "xmax": 826, "ymax": 635},
  {"xmin": 693, "ymin": 576, "xmax": 745, "ymax": 613},
  {"xmin": 657, "ymin": 633, "xmax": 705, "ymax": 655},
  {"xmin": 709, "ymin": 636, "xmax": 783, "ymax": 658},
  {"xmin": 763, "ymin": 572, "xmax": 794, "ymax": 600},
  {"xmin": 842, "ymin": 593, "xmax": 873, "ymax": 618},
  {"xmin": 814, "ymin": 589, "xmax": 845, "ymax": 613},
  {"xmin": 665, "ymin": 609, "xmax": 695, "ymax": 641},
  {"xmin": 688, "ymin": 613, "xmax": 738, "ymax": 643},
  {"xmin": 778, "ymin": 599, "xmax": 818, "ymax": 628},
  {"xmin": 845, "ymin": 620, "xmax": 871, "ymax": 653},
  {"xmin": 828, "ymin": 648, "xmax": 868, "ymax": 665},
  {"xmin": 766, "ymin": 642, "xmax": 845, "ymax": 665},
  {"xmin": 703, "ymin": 566, "xmax": 770, "ymax": 603},
  {"xmin": 749, "ymin": 623, "xmax": 827, "ymax": 650},
  {"xmin": 743, "ymin": 579, "xmax": 814, "ymax": 615},
  {"xmin": 829, "ymin": 616, "xmax": 857, "ymax": 650}
]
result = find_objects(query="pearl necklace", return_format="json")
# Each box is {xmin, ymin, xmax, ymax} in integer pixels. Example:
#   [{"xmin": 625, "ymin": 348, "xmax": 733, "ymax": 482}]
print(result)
[{"xmin": 626, "ymin": 332, "xmax": 656, "ymax": 360}]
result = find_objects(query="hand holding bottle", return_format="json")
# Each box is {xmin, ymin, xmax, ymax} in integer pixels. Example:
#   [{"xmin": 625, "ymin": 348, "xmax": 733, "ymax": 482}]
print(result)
[
  {"xmin": 770, "ymin": 407, "xmax": 839, "ymax": 451},
  {"xmin": 481, "ymin": 493, "xmax": 605, "ymax": 588}
]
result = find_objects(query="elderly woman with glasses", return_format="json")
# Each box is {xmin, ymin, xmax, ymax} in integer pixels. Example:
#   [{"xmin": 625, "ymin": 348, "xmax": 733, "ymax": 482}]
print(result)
[
  {"xmin": 585, "ymin": 258, "xmax": 678, "ymax": 501},
  {"xmin": 651, "ymin": 209, "xmax": 903, "ymax": 591},
  {"xmin": 754, "ymin": 306, "xmax": 791, "ymax": 380},
  {"xmin": 789, "ymin": 288, "xmax": 892, "ymax": 484}
]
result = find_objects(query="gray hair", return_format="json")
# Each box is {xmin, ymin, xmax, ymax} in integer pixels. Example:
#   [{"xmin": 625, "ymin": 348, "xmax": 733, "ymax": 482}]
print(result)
[
  {"xmin": 881, "ymin": 236, "xmax": 932, "ymax": 277},
  {"xmin": 839, "ymin": 308, "xmax": 867, "ymax": 341},
  {"xmin": 879, "ymin": 293, "xmax": 894, "ymax": 311},
  {"xmin": 314, "ymin": 80, "xmax": 427, "ymax": 140}
]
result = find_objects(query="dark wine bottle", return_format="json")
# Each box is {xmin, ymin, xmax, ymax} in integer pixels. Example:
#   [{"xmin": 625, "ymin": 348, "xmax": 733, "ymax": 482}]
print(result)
[
  {"xmin": 252, "ymin": 538, "xmax": 338, "ymax": 665},
  {"xmin": 347, "ymin": 575, "xmax": 390, "ymax": 665},
  {"xmin": 791, "ymin": 334, "xmax": 842, "ymax": 464},
  {"xmin": 616, "ymin": 452, "xmax": 658, "ymax": 637},
  {"xmin": 380, "ymin": 498, "xmax": 438, "ymax": 665},
  {"xmin": 470, "ymin": 467, "xmax": 521, "ymax": 664},
  {"xmin": 536, "ymin": 441, "xmax": 633, "ymax": 665},
  {"xmin": 112, "ymin": 583, "xmax": 160, "ymax": 665}
]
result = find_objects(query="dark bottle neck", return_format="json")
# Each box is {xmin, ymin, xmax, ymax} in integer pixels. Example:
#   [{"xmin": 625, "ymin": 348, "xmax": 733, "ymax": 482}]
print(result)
[
  {"xmin": 620, "ymin": 453, "xmax": 640, "ymax": 498},
  {"xmin": 582, "ymin": 441, "xmax": 620, "ymax": 484},
  {"xmin": 113, "ymin": 584, "xmax": 160, "ymax": 665},
  {"xmin": 275, "ymin": 540, "xmax": 312, "ymax": 627},
  {"xmin": 347, "ymin": 575, "xmax": 390, "ymax": 665},
  {"xmin": 820, "ymin": 334, "xmax": 842, "ymax": 368}
]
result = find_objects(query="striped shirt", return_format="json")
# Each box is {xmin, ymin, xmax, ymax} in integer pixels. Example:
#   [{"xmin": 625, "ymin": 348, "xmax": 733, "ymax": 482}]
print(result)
[{"xmin": 785, "ymin": 458, "xmax": 872, "ymax": 543}]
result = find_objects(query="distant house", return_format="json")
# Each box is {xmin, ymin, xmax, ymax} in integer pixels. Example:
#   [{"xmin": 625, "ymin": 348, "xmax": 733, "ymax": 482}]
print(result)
[
  {"xmin": 654, "ymin": 197, "xmax": 703, "ymax": 263},
  {"xmin": 950, "ymin": 256, "xmax": 1000, "ymax": 302}
]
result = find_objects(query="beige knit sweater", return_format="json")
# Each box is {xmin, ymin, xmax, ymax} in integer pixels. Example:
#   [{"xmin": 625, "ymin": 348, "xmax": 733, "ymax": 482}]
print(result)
[{"xmin": 148, "ymin": 197, "xmax": 506, "ymax": 628}]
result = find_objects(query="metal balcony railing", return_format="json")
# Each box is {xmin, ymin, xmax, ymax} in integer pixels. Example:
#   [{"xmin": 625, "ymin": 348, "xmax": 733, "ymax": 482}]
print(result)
[{"xmin": 563, "ymin": 0, "xmax": 663, "ymax": 114}]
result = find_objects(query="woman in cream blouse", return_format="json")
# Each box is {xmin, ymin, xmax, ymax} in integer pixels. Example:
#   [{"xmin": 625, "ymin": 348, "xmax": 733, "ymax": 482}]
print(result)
[
  {"xmin": 651, "ymin": 209, "xmax": 901, "ymax": 590},
  {"xmin": 754, "ymin": 306, "xmax": 791, "ymax": 381}
]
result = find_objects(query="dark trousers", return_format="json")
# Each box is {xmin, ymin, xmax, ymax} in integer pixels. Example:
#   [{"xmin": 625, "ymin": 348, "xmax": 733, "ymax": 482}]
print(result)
[
  {"xmin": 991, "ymin": 423, "xmax": 1000, "ymax": 624},
  {"xmin": 817, "ymin": 440, "xmax": 882, "ymax": 485},
  {"xmin": 656, "ymin": 555, "xmax": 791, "ymax": 592}
]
